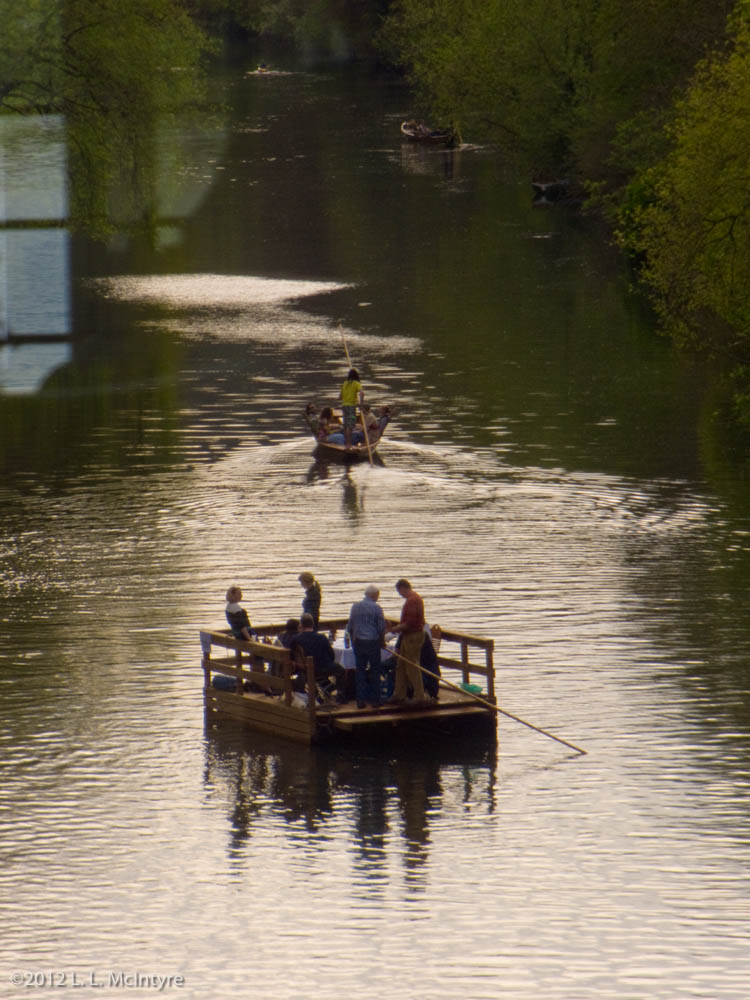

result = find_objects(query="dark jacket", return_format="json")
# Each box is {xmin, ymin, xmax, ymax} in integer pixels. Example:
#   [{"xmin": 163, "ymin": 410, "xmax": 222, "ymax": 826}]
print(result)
[
  {"xmin": 226, "ymin": 606, "xmax": 252, "ymax": 639},
  {"xmin": 290, "ymin": 630, "xmax": 335, "ymax": 677},
  {"xmin": 302, "ymin": 582, "xmax": 321, "ymax": 628}
]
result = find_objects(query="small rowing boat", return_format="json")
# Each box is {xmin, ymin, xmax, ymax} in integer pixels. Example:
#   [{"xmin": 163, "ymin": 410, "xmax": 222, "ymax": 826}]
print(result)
[{"xmin": 400, "ymin": 119, "xmax": 458, "ymax": 146}]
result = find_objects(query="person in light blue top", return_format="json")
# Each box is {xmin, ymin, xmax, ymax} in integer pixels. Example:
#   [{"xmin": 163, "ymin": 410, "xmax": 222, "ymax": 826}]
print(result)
[{"xmin": 347, "ymin": 584, "xmax": 387, "ymax": 708}]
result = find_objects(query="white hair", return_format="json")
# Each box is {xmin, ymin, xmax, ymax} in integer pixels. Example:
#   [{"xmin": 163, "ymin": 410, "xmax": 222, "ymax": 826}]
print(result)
[{"xmin": 364, "ymin": 584, "xmax": 379, "ymax": 597}]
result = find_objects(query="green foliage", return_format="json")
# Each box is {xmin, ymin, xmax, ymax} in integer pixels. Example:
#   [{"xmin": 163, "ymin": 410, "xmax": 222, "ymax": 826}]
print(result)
[
  {"xmin": 570, "ymin": 0, "xmax": 733, "ymax": 187},
  {"xmin": 379, "ymin": 0, "xmax": 750, "ymax": 389},
  {"xmin": 380, "ymin": 0, "xmax": 594, "ymax": 170},
  {"xmin": 0, "ymin": 0, "xmax": 212, "ymax": 236},
  {"xmin": 380, "ymin": 0, "xmax": 733, "ymax": 179},
  {"xmin": 223, "ymin": 0, "xmax": 391, "ymax": 60},
  {"xmin": 626, "ymin": 21, "xmax": 750, "ymax": 359},
  {"xmin": 0, "ymin": 2, "xmax": 62, "ymax": 111}
]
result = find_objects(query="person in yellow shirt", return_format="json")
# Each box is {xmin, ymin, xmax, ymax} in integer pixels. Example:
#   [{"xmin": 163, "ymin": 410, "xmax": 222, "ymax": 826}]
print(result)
[{"xmin": 340, "ymin": 367, "xmax": 363, "ymax": 449}]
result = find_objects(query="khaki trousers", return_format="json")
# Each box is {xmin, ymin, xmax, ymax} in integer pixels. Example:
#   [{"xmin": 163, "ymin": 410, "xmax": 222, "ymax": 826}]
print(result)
[{"xmin": 393, "ymin": 630, "xmax": 425, "ymax": 700}]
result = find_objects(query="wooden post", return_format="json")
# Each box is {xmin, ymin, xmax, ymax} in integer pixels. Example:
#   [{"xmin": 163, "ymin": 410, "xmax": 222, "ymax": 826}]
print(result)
[
  {"xmin": 283, "ymin": 655, "xmax": 292, "ymax": 707},
  {"xmin": 235, "ymin": 647, "xmax": 243, "ymax": 694},
  {"xmin": 305, "ymin": 655, "xmax": 317, "ymax": 730},
  {"xmin": 485, "ymin": 641, "xmax": 495, "ymax": 702},
  {"xmin": 461, "ymin": 641, "xmax": 470, "ymax": 684}
]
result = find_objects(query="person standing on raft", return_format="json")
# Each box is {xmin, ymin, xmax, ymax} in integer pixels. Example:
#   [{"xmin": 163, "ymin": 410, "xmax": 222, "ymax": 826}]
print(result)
[
  {"xmin": 389, "ymin": 578, "xmax": 427, "ymax": 704},
  {"xmin": 298, "ymin": 571, "xmax": 322, "ymax": 630}
]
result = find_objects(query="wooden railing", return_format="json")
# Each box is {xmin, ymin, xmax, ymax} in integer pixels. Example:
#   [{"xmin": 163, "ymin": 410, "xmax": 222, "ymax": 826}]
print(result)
[
  {"xmin": 200, "ymin": 630, "xmax": 318, "ymax": 727},
  {"xmin": 202, "ymin": 619, "xmax": 495, "ymax": 704},
  {"xmin": 428, "ymin": 626, "xmax": 495, "ymax": 700}
]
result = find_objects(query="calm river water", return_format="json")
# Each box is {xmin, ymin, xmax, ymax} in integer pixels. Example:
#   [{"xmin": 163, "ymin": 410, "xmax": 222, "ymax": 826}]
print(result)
[{"xmin": 2, "ymin": 58, "xmax": 750, "ymax": 1000}]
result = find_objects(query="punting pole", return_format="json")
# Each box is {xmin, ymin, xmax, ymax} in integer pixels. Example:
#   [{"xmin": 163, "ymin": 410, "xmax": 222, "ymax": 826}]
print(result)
[
  {"xmin": 339, "ymin": 323, "xmax": 374, "ymax": 466},
  {"xmin": 393, "ymin": 650, "xmax": 587, "ymax": 755}
]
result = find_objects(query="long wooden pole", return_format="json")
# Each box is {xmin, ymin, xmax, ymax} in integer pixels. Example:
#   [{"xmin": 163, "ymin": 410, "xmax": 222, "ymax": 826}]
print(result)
[
  {"xmin": 393, "ymin": 650, "xmax": 587, "ymax": 755},
  {"xmin": 339, "ymin": 324, "xmax": 374, "ymax": 465}
]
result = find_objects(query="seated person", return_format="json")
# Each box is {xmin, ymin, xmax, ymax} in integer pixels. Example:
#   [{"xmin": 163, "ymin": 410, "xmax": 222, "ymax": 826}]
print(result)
[
  {"xmin": 271, "ymin": 618, "xmax": 300, "ymax": 678},
  {"xmin": 275, "ymin": 618, "xmax": 300, "ymax": 649},
  {"xmin": 321, "ymin": 408, "xmax": 348, "ymax": 447},
  {"xmin": 420, "ymin": 628, "xmax": 441, "ymax": 699},
  {"xmin": 351, "ymin": 403, "xmax": 380, "ymax": 445},
  {"xmin": 225, "ymin": 585, "xmax": 255, "ymax": 641},
  {"xmin": 377, "ymin": 405, "xmax": 391, "ymax": 436},
  {"xmin": 317, "ymin": 406, "xmax": 345, "ymax": 444},
  {"xmin": 290, "ymin": 613, "xmax": 348, "ymax": 702}
]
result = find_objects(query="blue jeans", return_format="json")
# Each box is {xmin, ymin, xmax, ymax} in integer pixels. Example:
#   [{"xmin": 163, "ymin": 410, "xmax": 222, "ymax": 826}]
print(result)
[{"xmin": 353, "ymin": 638, "xmax": 383, "ymax": 705}]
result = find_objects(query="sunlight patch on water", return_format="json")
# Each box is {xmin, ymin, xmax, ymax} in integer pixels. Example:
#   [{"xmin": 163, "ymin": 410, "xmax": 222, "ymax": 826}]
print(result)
[
  {"xmin": 92, "ymin": 273, "xmax": 347, "ymax": 307},
  {"xmin": 88, "ymin": 274, "xmax": 422, "ymax": 352}
]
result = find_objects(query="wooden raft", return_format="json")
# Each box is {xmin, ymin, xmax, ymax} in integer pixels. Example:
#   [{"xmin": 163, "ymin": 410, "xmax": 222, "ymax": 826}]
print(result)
[{"xmin": 201, "ymin": 617, "xmax": 496, "ymax": 746}]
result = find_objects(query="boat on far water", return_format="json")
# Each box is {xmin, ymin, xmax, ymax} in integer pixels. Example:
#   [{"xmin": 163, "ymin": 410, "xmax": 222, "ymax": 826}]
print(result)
[{"xmin": 400, "ymin": 119, "xmax": 458, "ymax": 147}]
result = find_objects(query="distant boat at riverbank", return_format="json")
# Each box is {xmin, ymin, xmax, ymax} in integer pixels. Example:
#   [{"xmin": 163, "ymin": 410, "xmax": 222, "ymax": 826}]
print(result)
[{"xmin": 400, "ymin": 119, "xmax": 459, "ymax": 147}]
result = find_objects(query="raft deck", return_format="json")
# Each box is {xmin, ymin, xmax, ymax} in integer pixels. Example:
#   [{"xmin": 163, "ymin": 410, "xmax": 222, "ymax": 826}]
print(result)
[{"xmin": 201, "ymin": 618, "xmax": 496, "ymax": 745}]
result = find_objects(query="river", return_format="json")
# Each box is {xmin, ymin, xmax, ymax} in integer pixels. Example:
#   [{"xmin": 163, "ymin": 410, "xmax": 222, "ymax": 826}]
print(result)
[{"xmin": 1, "ymin": 57, "xmax": 750, "ymax": 1000}]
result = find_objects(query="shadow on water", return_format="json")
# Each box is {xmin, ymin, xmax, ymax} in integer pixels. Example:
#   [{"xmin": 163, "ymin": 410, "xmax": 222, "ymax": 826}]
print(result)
[{"xmin": 203, "ymin": 718, "xmax": 497, "ymax": 882}]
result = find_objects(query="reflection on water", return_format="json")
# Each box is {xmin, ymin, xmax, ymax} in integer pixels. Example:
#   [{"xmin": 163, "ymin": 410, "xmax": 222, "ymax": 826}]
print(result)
[
  {"xmin": 0, "ymin": 341, "xmax": 72, "ymax": 394},
  {"xmin": 204, "ymin": 721, "xmax": 498, "ymax": 887},
  {"xmin": 90, "ymin": 273, "xmax": 421, "ymax": 354},
  {"xmin": 0, "ymin": 115, "xmax": 70, "ymax": 341}
]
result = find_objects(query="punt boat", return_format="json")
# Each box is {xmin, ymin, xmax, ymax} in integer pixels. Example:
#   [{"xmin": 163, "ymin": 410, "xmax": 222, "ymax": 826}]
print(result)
[
  {"xmin": 306, "ymin": 406, "xmax": 390, "ymax": 463},
  {"xmin": 313, "ymin": 439, "xmax": 382, "ymax": 463}
]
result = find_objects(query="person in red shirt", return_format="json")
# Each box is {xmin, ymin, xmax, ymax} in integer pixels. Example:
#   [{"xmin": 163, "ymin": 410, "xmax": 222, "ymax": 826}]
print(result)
[{"xmin": 389, "ymin": 578, "xmax": 426, "ymax": 703}]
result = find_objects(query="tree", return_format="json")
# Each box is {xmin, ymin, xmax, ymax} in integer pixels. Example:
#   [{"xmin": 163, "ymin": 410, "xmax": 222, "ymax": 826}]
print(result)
[
  {"xmin": 570, "ymin": 0, "xmax": 733, "ymax": 189},
  {"xmin": 379, "ymin": 0, "xmax": 734, "ymax": 184},
  {"xmin": 224, "ymin": 0, "xmax": 392, "ymax": 61},
  {"xmin": 626, "ymin": 18, "xmax": 750, "ymax": 365},
  {"xmin": 0, "ymin": 0, "xmax": 212, "ymax": 235},
  {"xmin": 380, "ymin": 0, "xmax": 593, "ymax": 171}
]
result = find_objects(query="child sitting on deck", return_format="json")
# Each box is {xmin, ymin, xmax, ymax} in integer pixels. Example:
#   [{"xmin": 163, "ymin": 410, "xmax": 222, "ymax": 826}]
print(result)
[{"xmin": 225, "ymin": 586, "xmax": 255, "ymax": 641}]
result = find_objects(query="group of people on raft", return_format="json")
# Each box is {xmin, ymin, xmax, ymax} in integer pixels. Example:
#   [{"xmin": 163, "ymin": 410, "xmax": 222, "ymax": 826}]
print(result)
[
  {"xmin": 223, "ymin": 574, "xmax": 440, "ymax": 709},
  {"xmin": 304, "ymin": 368, "xmax": 391, "ymax": 451}
]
